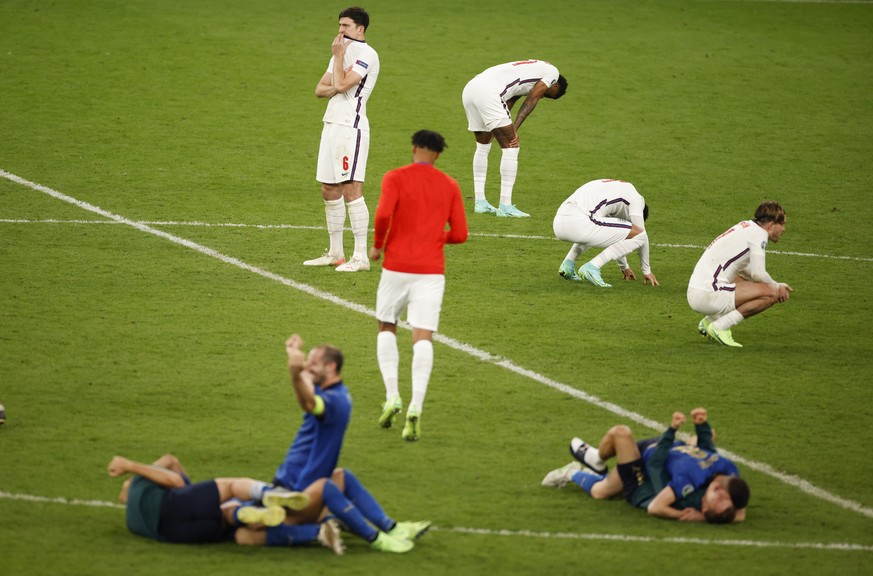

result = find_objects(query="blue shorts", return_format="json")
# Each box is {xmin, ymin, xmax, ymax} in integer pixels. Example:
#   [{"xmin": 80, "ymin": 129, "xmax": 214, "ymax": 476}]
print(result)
[
  {"xmin": 158, "ymin": 480, "xmax": 233, "ymax": 543},
  {"xmin": 617, "ymin": 459, "xmax": 657, "ymax": 509}
]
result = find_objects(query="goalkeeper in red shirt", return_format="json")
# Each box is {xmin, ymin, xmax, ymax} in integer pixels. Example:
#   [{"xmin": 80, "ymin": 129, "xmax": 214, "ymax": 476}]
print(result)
[{"xmin": 369, "ymin": 130, "xmax": 469, "ymax": 441}]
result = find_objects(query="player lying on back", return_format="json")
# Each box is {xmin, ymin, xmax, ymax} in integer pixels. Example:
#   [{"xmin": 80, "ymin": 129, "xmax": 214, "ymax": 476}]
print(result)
[{"xmin": 542, "ymin": 408, "xmax": 749, "ymax": 524}]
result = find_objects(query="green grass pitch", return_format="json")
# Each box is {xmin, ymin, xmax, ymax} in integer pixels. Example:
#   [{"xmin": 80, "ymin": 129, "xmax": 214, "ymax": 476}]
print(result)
[{"xmin": 1, "ymin": 1, "xmax": 872, "ymax": 574}]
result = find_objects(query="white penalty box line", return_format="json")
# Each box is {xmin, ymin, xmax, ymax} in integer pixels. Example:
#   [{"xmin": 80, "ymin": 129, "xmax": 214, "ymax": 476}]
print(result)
[
  {"xmin": 2, "ymin": 217, "xmax": 871, "ymax": 263},
  {"xmin": 0, "ymin": 491, "xmax": 870, "ymax": 552},
  {"xmin": 2, "ymin": 168, "xmax": 872, "ymax": 522}
]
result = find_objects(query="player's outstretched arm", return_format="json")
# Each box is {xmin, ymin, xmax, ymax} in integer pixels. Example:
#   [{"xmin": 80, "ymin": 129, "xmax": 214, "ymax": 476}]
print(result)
[{"xmin": 107, "ymin": 456, "xmax": 186, "ymax": 488}]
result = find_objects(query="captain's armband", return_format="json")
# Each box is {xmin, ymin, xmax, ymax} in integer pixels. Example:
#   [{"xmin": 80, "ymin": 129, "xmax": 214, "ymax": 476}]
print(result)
[{"xmin": 310, "ymin": 395, "xmax": 325, "ymax": 416}]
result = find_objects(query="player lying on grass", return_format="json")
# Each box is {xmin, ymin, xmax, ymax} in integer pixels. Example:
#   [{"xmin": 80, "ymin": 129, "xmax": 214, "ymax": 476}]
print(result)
[
  {"xmin": 107, "ymin": 453, "xmax": 342, "ymax": 551},
  {"xmin": 542, "ymin": 408, "xmax": 749, "ymax": 523},
  {"xmin": 259, "ymin": 334, "xmax": 430, "ymax": 553}
]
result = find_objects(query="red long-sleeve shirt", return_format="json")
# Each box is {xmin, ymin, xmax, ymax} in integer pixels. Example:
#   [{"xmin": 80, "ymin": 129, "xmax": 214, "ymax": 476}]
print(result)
[{"xmin": 373, "ymin": 162, "xmax": 468, "ymax": 275}]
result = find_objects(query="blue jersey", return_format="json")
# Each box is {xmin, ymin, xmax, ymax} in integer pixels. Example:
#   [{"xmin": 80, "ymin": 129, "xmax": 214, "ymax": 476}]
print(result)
[
  {"xmin": 643, "ymin": 440, "xmax": 739, "ymax": 502},
  {"xmin": 273, "ymin": 382, "xmax": 352, "ymax": 491}
]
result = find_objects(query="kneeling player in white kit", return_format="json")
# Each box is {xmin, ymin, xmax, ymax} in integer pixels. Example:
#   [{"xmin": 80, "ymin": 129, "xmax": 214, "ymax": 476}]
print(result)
[
  {"xmin": 687, "ymin": 201, "xmax": 793, "ymax": 347},
  {"xmin": 305, "ymin": 7, "xmax": 380, "ymax": 273},
  {"xmin": 552, "ymin": 179, "xmax": 659, "ymax": 288}
]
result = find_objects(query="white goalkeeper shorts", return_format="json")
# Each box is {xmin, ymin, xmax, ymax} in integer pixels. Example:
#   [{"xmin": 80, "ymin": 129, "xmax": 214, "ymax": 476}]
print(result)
[{"xmin": 376, "ymin": 269, "xmax": 446, "ymax": 332}]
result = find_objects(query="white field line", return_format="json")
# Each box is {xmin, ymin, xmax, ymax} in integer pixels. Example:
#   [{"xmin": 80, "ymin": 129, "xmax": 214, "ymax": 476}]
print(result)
[
  {"xmin": 2, "ymin": 168, "xmax": 872, "ymax": 521},
  {"xmin": 0, "ymin": 491, "xmax": 870, "ymax": 552},
  {"xmin": 2, "ymin": 218, "xmax": 871, "ymax": 263}
]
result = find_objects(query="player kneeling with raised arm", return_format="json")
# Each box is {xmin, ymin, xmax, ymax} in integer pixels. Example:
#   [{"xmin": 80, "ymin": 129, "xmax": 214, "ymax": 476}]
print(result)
[{"xmin": 542, "ymin": 408, "xmax": 749, "ymax": 524}]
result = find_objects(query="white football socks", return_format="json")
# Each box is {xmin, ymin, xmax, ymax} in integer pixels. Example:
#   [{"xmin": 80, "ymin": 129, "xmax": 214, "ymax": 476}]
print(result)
[
  {"xmin": 377, "ymin": 331, "xmax": 400, "ymax": 401},
  {"xmin": 324, "ymin": 198, "xmax": 346, "ymax": 259},
  {"xmin": 499, "ymin": 147, "xmax": 519, "ymax": 206},
  {"xmin": 564, "ymin": 243, "xmax": 589, "ymax": 262},
  {"xmin": 346, "ymin": 196, "xmax": 369, "ymax": 261},
  {"xmin": 584, "ymin": 447, "xmax": 606, "ymax": 471},
  {"xmin": 590, "ymin": 231, "xmax": 648, "ymax": 269},
  {"xmin": 473, "ymin": 142, "xmax": 491, "ymax": 201},
  {"xmin": 410, "ymin": 340, "xmax": 434, "ymax": 412},
  {"xmin": 713, "ymin": 310, "xmax": 744, "ymax": 331},
  {"xmin": 250, "ymin": 481, "xmax": 270, "ymax": 502}
]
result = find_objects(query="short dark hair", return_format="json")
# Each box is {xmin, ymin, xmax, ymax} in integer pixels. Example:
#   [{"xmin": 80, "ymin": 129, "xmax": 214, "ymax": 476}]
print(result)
[
  {"xmin": 754, "ymin": 201, "xmax": 786, "ymax": 225},
  {"xmin": 726, "ymin": 477, "xmax": 750, "ymax": 509},
  {"xmin": 553, "ymin": 75, "xmax": 568, "ymax": 99},
  {"xmin": 412, "ymin": 130, "xmax": 447, "ymax": 153},
  {"xmin": 339, "ymin": 7, "xmax": 369, "ymax": 30},
  {"xmin": 318, "ymin": 345, "xmax": 344, "ymax": 374},
  {"xmin": 704, "ymin": 506, "xmax": 737, "ymax": 525}
]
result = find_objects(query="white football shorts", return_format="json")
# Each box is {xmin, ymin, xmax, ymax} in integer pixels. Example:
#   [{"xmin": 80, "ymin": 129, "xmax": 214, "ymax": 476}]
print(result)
[
  {"xmin": 686, "ymin": 286, "xmax": 736, "ymax": 317},
  {"xmin": 553, "ymin": 202, "xmax": 632, "ymax": 248},
  {"xmin": 316, "ymin": 123, "xmax": 369, "ymax": 184},
  {"xmin": 376, "ymin": 269, "xmax": 446, "ymax": 332},
  {"xmin": 462, "ymin": 78, "xmax": 513, "ymax": 132}
]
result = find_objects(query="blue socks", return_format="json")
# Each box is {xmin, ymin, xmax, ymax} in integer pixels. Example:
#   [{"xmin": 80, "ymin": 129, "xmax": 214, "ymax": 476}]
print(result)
[
  {"xmin": 343, "ymin": 470, "xmax": 396, "ymax": 532},
  {"xmin": 322, "ymin": 479, "xmax": 379, "ymax": 542},
  {"xmin": 265, "ymin": 523, "xmax": 320, "ymax": 547},
  {"xmin": 572, "ymin": 470, "xmax": 605, "ymax": 495}
]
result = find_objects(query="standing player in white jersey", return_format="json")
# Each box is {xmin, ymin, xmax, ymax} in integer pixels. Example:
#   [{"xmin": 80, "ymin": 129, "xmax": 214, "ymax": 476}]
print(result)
[
  {"xmin": 552, "ymin": 179, "xmax": 659, "ymax": 288},
  {"xmin": 305, "ymin": 7, "xmax": 380, "ymax": 273},
  {"xmin": 687, "ymin": 201, "xmax": 793, "ymax": 348},
  {"xmin": 462, "ymin": 60, "xmax": 567, "ymax": 218}
]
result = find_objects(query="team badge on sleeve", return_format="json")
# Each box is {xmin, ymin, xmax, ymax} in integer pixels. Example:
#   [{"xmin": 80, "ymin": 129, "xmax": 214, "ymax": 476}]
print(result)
[{"xmin": 355, "ymin": 59, "xmax": 369, "ymax": 69}]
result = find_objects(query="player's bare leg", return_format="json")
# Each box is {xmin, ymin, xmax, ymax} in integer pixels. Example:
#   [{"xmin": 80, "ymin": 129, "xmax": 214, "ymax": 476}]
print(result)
[{"xmin": 708, "ymin": 277, "xmax": 791, "ymax": 347}]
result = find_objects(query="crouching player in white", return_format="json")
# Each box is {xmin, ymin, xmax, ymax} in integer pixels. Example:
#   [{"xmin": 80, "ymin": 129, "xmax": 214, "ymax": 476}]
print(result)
[
  {"xmin": 305, "ymin": 7, "xmax": 380, "ymax": 272},
  {"xmin": 553, "ymin": 179, "xmax": 659, "ymax": 288},
  {"xmin": 687, "ymin": 201, "xmax": 793, "ymax": 348}
]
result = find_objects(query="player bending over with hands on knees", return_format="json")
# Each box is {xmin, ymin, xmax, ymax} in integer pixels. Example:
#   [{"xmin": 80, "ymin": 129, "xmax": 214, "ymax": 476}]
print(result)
[
  {"xmin": 462, "ymin": 59, "xmax": 567, "ymax": 217},
  {"xmin": 688, "ymin": 200, "xmax": 793, "ymax": 348},
  {"xmin": 542, "ymin": 408, "xmax": 749, "ymax": 524},
  {"xmin": 245, "ymin": 334, "xmax": 429, "ymax": 553},
  {"xmin": 553, "ymin": 179, "xmax": 658, "ymax": 288}
]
